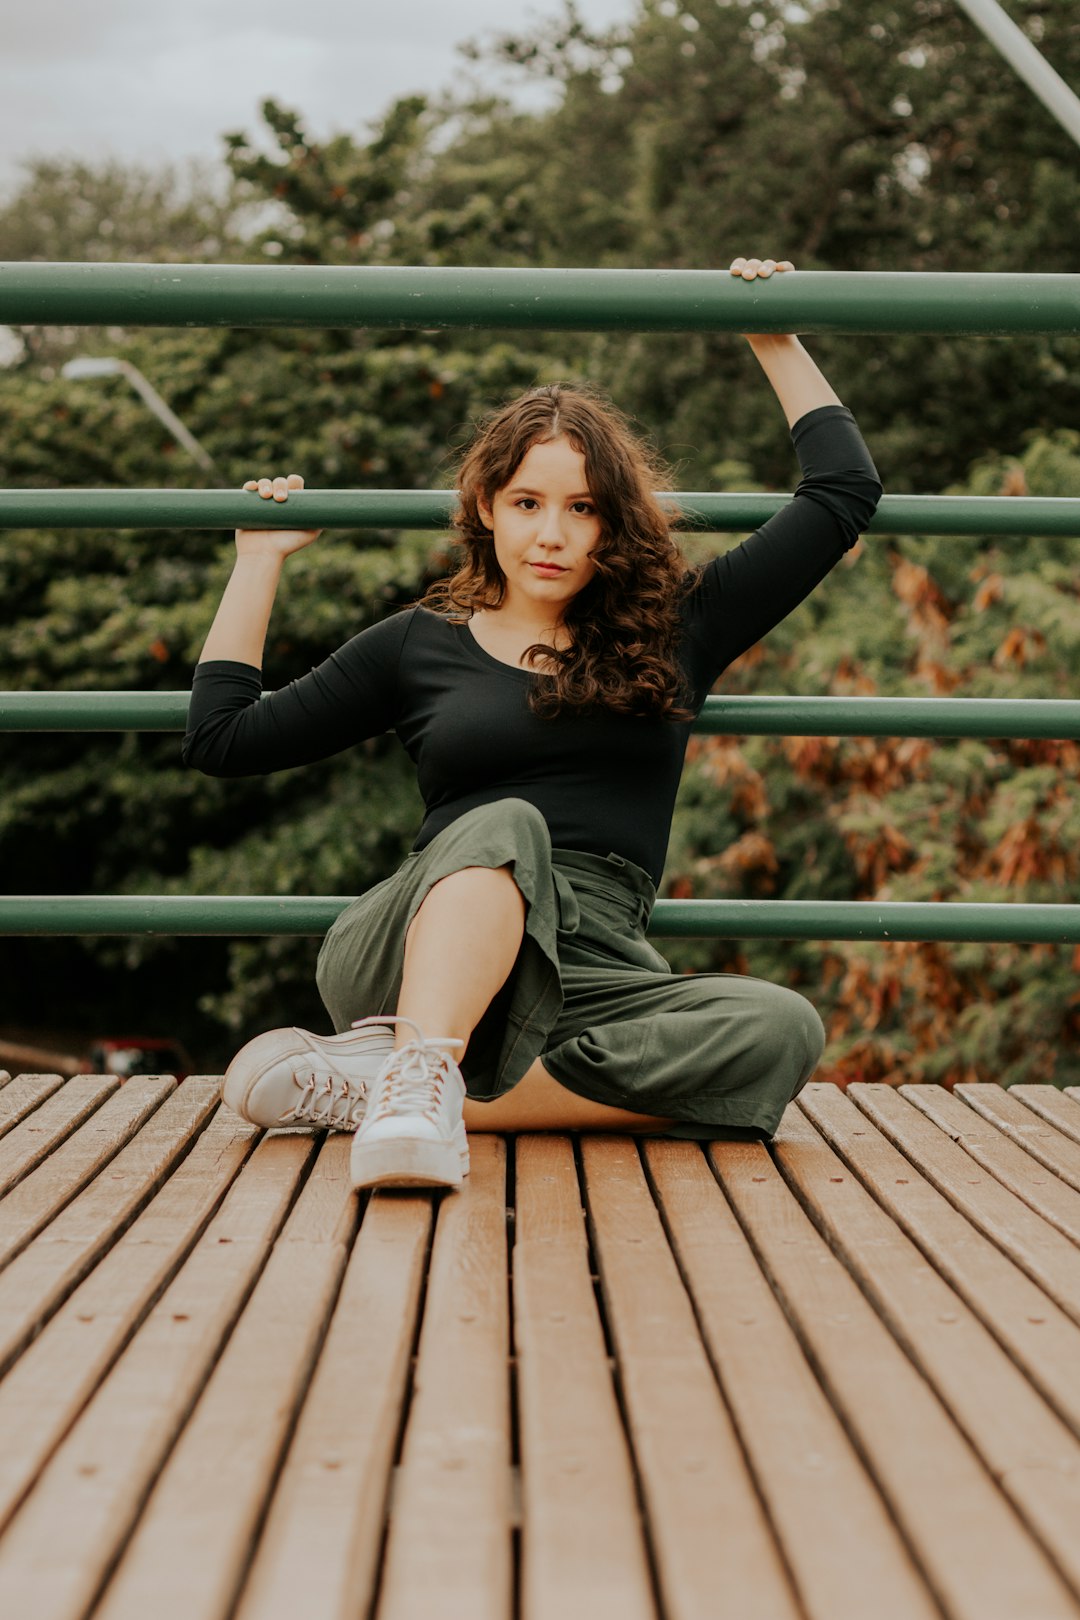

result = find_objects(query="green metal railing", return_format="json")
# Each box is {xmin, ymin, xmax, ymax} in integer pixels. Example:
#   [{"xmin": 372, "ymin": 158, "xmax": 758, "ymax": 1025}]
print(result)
[
  {"xmin": 3, "ymin": 489, "xmax": 1079, "ymax": 535},
  {"xmin": 0, "ymin": 895, "xmax": 1076, "ymax": 944},
  {"xmin": 2, "ymin": 263, "xmax": 1079, "ymax": 335},
  {"xmin": 4, "ymin": 262, "xmax": 1079, "ymax": 943},
  {"xmin": 2, "ymin": 692, "xmax": 1079, "ymax": 741}
]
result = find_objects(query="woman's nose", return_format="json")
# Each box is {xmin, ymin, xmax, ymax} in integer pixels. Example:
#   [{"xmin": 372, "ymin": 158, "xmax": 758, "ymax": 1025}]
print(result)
[{"xmin": 538, "ymin": 509, "xmax": 565, "ymax": 545}]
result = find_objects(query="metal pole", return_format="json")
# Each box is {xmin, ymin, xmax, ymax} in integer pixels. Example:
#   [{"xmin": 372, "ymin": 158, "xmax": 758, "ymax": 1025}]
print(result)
[
  {"xmin": 7, "ymin": 265, "xmax": 1080, "ymax": 336},
  {"xmin": 62, "ymin": 356, "xmax": 219, "ymax": 473},
  {"xmin": 116, "ymin": 361, "xmax": 218, "ymax": 474},
  {"xmin": 2, "ymin": 691, "xmax": 1079, "ymax": 740},
  {"xmin": 953, "ymin": 0, "xmax": 1080, "ymax": 151},
  {"xmin": 1, "ymin": 894, "xmax": 1079, "ymax": 943},
  {"xmin": 2, "ymin": 487, "xmax": 1080, "ymax": 536}
]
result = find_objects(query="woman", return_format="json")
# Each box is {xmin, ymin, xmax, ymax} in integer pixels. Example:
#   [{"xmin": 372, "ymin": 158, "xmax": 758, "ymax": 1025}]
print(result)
[{"xmin": 184, "ymin": 256, "xmax": 882, "ymax": 1191}]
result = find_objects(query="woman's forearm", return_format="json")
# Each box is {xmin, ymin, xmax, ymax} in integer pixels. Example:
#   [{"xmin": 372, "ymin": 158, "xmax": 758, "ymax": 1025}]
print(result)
[
  {"xmin": 744, "ymin": 334, "xmax": 842, "ymax": 428},
  {"xmin": 198, "ymin": 550, "xmax": 286, "ymax": 668}
]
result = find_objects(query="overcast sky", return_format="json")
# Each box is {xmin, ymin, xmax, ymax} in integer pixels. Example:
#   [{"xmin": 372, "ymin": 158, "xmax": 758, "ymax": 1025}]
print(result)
[{"xmin": 1, "ymin": 0, "xmax": 638, "ymax": 194}]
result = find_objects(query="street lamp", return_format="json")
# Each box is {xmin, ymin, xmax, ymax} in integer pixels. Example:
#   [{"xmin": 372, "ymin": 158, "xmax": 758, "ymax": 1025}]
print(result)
[{"xmin": 61, "ymin": 356, "xmax": 219, "ymax": 475}]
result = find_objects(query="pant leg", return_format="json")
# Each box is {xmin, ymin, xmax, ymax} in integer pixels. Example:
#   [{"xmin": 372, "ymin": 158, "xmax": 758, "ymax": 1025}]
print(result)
[
  {"xmin": 315, "ymin": 796, "xmax": 565, "ymax": 1100},
  {"xmin": 542, "ymin": 968, "xmax": 826, "ymax": 1141}
]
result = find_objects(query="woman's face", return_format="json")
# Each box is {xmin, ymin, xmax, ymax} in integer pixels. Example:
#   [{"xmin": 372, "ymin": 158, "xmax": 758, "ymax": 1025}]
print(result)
[{"xmin": 477, "ymin": 435, "xmax": 601, "ymax": 619}]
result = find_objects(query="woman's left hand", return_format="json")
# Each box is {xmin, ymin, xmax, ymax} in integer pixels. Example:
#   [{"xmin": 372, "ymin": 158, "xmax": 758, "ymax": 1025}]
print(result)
[
  {"xmin": 729, "ymin": 257, "xmax": 795, "ymax": 280},
  {"xmin": 729, "ymin": 256, "xmax": 842, "ymax": 421}
]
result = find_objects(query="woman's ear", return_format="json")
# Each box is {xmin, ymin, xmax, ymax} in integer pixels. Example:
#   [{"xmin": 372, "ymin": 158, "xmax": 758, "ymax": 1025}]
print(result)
[{"xmin": 477, "ymin": 495, "xmax": 494, "ymax": 531}]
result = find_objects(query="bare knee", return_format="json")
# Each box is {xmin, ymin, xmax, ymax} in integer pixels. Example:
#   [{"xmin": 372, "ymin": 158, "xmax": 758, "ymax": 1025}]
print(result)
[{"xmin": 405, "ymin": 863, "xmax": 523, "ymax": 950}]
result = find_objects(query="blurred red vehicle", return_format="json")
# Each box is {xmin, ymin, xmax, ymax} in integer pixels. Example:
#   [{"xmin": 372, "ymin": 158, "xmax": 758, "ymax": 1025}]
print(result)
[{"xmin": 85, "ymin": 1038, "xmax": 192, "ymax": 1081}]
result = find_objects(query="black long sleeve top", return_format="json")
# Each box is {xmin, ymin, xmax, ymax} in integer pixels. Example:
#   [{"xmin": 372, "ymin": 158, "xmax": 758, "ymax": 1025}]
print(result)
[{"xmin": 184, "ymin": 404, "xmax": 882, "ymax": 885}]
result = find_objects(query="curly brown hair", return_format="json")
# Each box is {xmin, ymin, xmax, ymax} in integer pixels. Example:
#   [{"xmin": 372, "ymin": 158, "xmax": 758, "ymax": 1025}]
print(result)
[{"xmin": 419, "ymin": 384, "xmax": 695, "ymax": 721}]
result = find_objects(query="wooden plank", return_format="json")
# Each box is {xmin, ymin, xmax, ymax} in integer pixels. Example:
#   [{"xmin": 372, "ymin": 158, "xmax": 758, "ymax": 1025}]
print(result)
[
  {"xmin": 903, "ymin": 1084, "xmax": 1080, "ymax": 1245},
  {"xmin": 799, "ymin": 1084, "xmax": 1080, "ymax": 1442},
  {"xmin": 0, "ymin": 1101, "xmax": 255, "ymax": 1532},
  {"xmin": 0, "ymin": 1078, "xmax": 222, "ymax": 1374},
  {"xmin": 645, "ymin": 1137, "xmax": 938, "ymax": 1620},
  {"xmin": 0, "ymin": 1074, "xmax": 64, "ymax": 1141},
  {"xmin": 236, "ymin": 1188, "xmax": 433, "ymax": 1620},
  {"xmin": 583, "ymin": 1135, "xmax": 799, "ymax": 1620},
  {"xmin": 0, "ymin": 1131, "xmax": 316, "ymax": 1620},
  {"xmin": 95, "ymin": 1134, "xmax": 357, "ymax": 1620},
  {"xmin": 514, "ymin": 1135, "xmax": 655, "ymax": 1620},
  {"xmin": 711, "ymin": 1125, "xmax": 1080, "ymax": 1620},
  {"xmin": 1014, "ymin": 1085, "xmax": 1080, "ymax": 1145},
  {"xmin": 377, "ymin": 1135, "xmax": 512, "ymax": 1620},
  {"xmin": 849, "ymin": 1083, "xmax": 1080, "ymax": 1328},
  {"xmin": 954, "ymin": 1083, "xmax": 1080, "ymax": 1194},
  {"xmin": 0, "ymin": 1075, "xmax": 175, "ymax": 1275},
  {"xmin": 0, "ymin": 1074, "xmax": 117, "ymax": 1198},
  {"xmin": 999, "ymin": 1084, "xmax": 1080, "ymax": 1152},
  {"xmin": 778, "ymin": 1095, "xmax": 1080, "ymax": 1602}
]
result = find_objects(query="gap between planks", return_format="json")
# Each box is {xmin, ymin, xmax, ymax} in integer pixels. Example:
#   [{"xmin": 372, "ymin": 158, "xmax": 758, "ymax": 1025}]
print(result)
[
  {"xmin": 783, "ymin": 1089, "xmax": 1080, "ymax": 1606},
  {"xmin": 583, "ymin": 1135, "xmax": 802, "ymax": 1620},
  {"xmin": 1010, "ymin": 1085, "xmax": 1080, "ymax": 1148},
  {"xmin": 848, "ymin": 1084, "xmax": 1080, "ymax": 1330},
  {"xmin": 953, "ymin": 1084, "xmax": 1080, "ymax": 1196},
  {"xmin": 0, "ymin": 1096, "xmax": 257, "ymax": 1533},
  {"xmin": 514, "ymin": 1134, "xmax": 656, "ymax": 1620},
  {"xmin": 0, "ymin": 1076, "xmax": 180, "ymax": 1293},
  {"xmin": 644, "ymin": 1134, "xmax": 937, "ymax": 1620},
  {"xmin": 712, "ymin": 1109, "xmax": 1080, "ymax": 1620},
  {"xmin": 4, "ymin": 1087, "xmax": 1080, "ymax": 1620},
  {"xmin": 901, "ymin": 1084, "xmax": 1080, "ymax": 1247},
  {"xmin": 0, "ymin": 1074, "xmax": 65, "ymax": 1142},
  {"xmin": 0, "ymin": 1075, "xmax": 120, "ymax": 1201},
  {"xmin": 374, "ymin": 1135, "xmax": 512, "ymax": 1620},
  {"xmin": 0, "ymin": 1078, "xmax": 226, "ymax": 1375},
  {"xmin": 0, "ymin": 1130, "xmax": 319, "ymax": 1620}
]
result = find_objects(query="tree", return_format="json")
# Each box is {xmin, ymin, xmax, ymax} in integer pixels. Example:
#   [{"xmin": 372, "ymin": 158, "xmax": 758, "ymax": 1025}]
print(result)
[
  {"xmin": 433, "ymin": 0, "xmax": 1080, "ymax": 490},
  {"xmin": 3, "ymin": 0, "xmax": 1080, "ymax": 1081},
  {"xmin": 663, "ymin": 427, "xmax": 1080, "ymax": 1088},
  {"xmin": 0, "ymin": 116, "xmax": 560, "ymax": 1062}
]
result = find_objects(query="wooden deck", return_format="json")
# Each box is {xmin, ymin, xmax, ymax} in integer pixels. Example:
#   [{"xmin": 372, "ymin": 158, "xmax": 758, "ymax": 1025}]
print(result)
[{"xmin": 2, "ymin": 1073, "xmax": 1080, "ymax": 1619}]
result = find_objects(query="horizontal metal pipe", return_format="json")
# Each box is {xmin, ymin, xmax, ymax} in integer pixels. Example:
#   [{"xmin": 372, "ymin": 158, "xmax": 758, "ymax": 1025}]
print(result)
[
  {"xmin": 2, "ymin": 488, "xmax": 1079, "ymax": 536},
  {"xmin": 697, "ymin": 695, "xmax": 1080, "ymax": 740},
  {"xmin": 652, "ymin": 900, "xmax": 1080, "ymax": 944},
  {"xmin": 1, "ymin": 895, "xmax": 1077, "ymax": 942},
  {"xmin": 3, "ymin": 692, "xmax": 1079, "ymax": 739},
  {"xmin": 3, "ymin": 263, "xmax": 1079, "ymax": 335},
  {"xmin": 0, "ymin": 692, "xmax": 193, "ymax": 731}
]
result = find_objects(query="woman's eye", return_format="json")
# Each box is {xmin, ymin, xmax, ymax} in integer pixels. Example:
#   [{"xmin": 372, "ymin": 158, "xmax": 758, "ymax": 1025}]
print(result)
[
  {"xmin": 517, "ymin": 498, "xmax": 538, "ymax": 510},
  {"xmin": 572, "ymin": 502, "xmax": 596, "ymax": 515}
]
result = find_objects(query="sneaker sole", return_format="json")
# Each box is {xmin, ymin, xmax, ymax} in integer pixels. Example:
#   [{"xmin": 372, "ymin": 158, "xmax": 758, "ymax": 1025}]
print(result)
[{"xmin": 350, "ymin": 1127, "xmax": 470, "ymax": 1191}]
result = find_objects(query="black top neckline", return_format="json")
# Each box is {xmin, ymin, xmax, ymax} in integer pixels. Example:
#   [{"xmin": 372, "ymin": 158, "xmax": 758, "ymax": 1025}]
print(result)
[{"xmin": 451, "ymin": 617, "xmax": 539, "ymax": 683}]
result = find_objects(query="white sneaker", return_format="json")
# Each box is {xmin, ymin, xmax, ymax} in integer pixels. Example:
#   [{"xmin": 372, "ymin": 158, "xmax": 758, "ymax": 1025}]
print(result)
[
  {"xmin": 222, "ymin": 1017, "xmax": 396, "ymax": 1131},
  {"xmin": 349, "ymin": 1016, "xmax": 469, "ymax": 1190}
]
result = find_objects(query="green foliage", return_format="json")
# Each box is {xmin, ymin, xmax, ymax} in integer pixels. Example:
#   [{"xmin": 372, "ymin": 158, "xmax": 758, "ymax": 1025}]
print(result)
[
  {"xmin": 665, "ymin": 426, "xmax": 1080, "ymax": 1087},
  {"xmin": 3, "ymin": 0, "xmax": 1080, "ymax": 1078}
]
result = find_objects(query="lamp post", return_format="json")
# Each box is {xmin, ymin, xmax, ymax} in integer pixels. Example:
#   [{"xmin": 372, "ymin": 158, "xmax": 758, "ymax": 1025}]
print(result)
[
  {"xmin": 61, "ymin": 356, "xmax": 219, "ymax": 475},
  {"xmin": 952, "ymin": 0, "xmax": 1080, "ymax": 154}
]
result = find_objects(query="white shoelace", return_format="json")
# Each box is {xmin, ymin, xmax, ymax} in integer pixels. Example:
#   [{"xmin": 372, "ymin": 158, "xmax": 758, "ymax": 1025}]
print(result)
[
  {"xmin": 284, "ymin": 1070, "xmax": 366, "ymax": 1130},
  {"xmin": 372, "ymin": 1044, "xmax": 456, "ymax": 1121}
]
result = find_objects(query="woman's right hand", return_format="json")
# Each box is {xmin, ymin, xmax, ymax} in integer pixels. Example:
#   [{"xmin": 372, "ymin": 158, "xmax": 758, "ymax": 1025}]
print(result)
[{"xmin": 235, "ymin": 473, "xmax": 322, "ymax": 558}]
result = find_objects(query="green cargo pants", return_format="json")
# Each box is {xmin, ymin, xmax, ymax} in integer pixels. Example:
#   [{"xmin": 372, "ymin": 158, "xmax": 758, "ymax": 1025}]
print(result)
[{"xmin": 316, "ymin": 798, "xmax": 824, "ymax": 1141}]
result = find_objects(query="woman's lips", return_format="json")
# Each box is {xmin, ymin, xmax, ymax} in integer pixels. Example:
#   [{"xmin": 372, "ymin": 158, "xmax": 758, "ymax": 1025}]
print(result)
[{"xmin": 530, "ymin": 563, "xmax": 566, "ymax": 575}]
